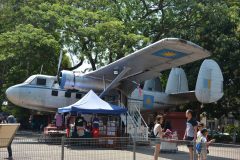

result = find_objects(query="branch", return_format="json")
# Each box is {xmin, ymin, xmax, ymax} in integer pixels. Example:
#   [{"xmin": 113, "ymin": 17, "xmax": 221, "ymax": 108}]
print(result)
[
  {"xmin": 140, "ymin": 0, "xmax": 149, "ymax": 12},
  {"xmin": 65, "ymin": 57, "xmax": 84, "ymax": 70},
  {"xmin": 87, "ymin": 52, "xmax": 96, "ymax": 70}
]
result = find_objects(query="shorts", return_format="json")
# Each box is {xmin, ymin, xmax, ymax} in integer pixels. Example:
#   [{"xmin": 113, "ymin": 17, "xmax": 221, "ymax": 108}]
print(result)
[
  {"xmin": 198, "ymin": 149, "xmax": 207, "ymax": 159},
  {"xmin": 185, "ymin": 136, "xmax": 194, "ymax": 147},
  {"xmin": 152, "ymin": 137, "xmax": 161, "ymax": 144}
]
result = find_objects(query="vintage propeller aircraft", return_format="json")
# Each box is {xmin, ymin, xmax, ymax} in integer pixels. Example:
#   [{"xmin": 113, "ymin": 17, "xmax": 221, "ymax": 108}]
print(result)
[{"xmin": 5, "ymin": 38, "xmax": 223, "ymax": 112}]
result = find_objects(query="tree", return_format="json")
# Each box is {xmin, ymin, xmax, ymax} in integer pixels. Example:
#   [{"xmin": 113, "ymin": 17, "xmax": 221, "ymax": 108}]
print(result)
[
  {"xmin": 0, "ymin": 24, "xmax": 60, "ymax": 118},
  {"xmin": 19, "ymin": 2, "xmax": 149, "ymax": 70}
]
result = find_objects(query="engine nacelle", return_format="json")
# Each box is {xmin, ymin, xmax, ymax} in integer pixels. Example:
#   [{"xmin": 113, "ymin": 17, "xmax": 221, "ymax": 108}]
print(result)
[
  {"xmin": 60, "ymin": 70, "xmax": 109, "ymax": 91},
  {"xmin": 195, "ymin": 59, "xmax": 223, "ymax": 103}
]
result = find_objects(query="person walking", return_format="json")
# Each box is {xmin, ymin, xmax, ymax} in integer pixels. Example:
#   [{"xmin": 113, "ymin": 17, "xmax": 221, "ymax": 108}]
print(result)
[
  {"xmin": 6, "ymin": 114, "xmax": 16, "ymax": 160},
  {"xmin": 153, "ymin": 114, "xmax": 164, "ymax": 160},
  {"xmin": 183, "ymin": 109, "xmax": 198, "ymax": 160}
]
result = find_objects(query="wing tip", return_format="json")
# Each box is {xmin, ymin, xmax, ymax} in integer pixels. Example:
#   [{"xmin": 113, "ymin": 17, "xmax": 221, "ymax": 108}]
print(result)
[{"xmin": 159, "ymin": 38, "xmax": 211, "ymax": 56}]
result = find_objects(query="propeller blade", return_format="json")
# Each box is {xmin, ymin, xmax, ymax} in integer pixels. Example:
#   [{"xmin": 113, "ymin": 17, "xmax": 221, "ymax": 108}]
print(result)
[
  {"xmin": 57, "ymin": 49, "xmax": 63, "ymax": 75},
  {"xmin": 56, "ymin": 31, "xmax": 64, "ymax": 81}
]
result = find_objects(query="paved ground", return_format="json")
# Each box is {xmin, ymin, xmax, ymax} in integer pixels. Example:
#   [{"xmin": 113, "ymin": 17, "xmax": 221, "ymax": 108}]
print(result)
[{"xmin": 0, "ymin": 134, "xmax": 239, "ymax": 160}]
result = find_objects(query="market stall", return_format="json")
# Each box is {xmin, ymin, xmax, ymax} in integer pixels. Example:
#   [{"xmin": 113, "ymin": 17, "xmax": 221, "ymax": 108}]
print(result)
[
  {"xmin": 58, "ymin": 90, "xmax": 126, "ymax": 115},
  {"xmin": 57, "ymin": 90, "xmax": 127, "ymax": 146}
]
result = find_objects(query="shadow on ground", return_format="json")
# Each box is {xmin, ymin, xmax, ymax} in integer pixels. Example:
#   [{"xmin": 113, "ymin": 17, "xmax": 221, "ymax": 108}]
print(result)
[{"xmin": 135, "ymin": 146, "xmax": 236, "ymax": 160}]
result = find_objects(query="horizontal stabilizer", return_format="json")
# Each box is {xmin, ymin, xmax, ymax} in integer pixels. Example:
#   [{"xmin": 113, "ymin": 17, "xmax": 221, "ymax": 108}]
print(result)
[{"xmin": 169, "ymin": 91, "xmax": 197, "ymax": 101}]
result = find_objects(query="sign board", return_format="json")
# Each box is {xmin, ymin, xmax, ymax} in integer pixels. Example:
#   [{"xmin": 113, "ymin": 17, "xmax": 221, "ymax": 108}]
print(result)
[{"xmin": 0, "ymin": 124, "xmax": 20, "ymax": 148}]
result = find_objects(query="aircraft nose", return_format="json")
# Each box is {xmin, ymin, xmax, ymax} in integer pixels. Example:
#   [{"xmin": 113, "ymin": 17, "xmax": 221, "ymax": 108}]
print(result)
[
  {"xmin": 5, "ymin": 86, "xmax": 19, "ymax": 104},
  {"xmin": 6, "ymin": 87, "xmax": 13, "ymax": 99}
]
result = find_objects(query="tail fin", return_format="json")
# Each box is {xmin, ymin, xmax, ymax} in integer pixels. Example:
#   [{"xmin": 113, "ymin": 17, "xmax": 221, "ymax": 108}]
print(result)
[
  {"xmin": 143, "ymin": 77, "xmax": 162, "ymax": 92},
  {"xmin": 195, "ymin": 59, "xmax": 224, "ymax": 103},
  {"xmin": 165, "ymin": 68, "xmax": 189, "ymax": 94}
]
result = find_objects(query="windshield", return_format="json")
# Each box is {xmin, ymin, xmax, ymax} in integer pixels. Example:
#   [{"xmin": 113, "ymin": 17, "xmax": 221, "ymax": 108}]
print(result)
[{"xmin": 24, "ymin": 75, "xmax": 36, "ymax": 84}]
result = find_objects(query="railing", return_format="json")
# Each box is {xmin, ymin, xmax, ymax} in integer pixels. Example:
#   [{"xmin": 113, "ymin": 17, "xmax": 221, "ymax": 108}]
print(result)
[
  {"xmin": 1, "ymin": 137, "xmax": 240, "ymax": 160},
  {"xmin": 120, "ymin": 101, "xmax": 148, "ymax": 142},
  {"xmin": 128, "ymin": 101, "xmax": 148, "ymax": 142}
]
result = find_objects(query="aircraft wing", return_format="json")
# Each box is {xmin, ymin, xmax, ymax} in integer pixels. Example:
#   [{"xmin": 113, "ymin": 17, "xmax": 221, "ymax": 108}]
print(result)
[{"xmin": 83, "ymin": 38, "xmax": 211, "ymax": 95}]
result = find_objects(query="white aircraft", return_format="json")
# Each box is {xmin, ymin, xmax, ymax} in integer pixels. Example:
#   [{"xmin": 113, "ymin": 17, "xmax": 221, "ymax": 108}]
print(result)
[{"xmin": 5, "ymin": 38, "xmax": 223, "ymax": 112}]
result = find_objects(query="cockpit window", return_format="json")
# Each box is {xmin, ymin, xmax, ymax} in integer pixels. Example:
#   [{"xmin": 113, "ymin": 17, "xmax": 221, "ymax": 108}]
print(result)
[
  {"xmin": 24, "ymin": 76, "xmax": 36, "ymax": 84},
  {"xmin": 36, "ymin": 78, "xmax": 46, "ymax": 86}
]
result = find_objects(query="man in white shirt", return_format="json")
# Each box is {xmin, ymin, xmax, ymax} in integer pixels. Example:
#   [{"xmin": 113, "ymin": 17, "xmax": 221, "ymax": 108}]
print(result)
[{"xmin": 183, "ymin": 110, "xmax": 198, "ymax": 160}]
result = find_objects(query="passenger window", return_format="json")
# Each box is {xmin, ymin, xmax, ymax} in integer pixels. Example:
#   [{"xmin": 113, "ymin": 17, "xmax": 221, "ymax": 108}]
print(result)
[
  {"xmin": 65, "ymin": 91, "xmax": 71, "ymax": 98},
  {"xmin": 36, "ymin": 78, "xmax": 46, "ymax": 86},
  {"xmin": 76, "ymin": 93, "xmax": 82, "ymax": 99},
  {"xmin": 52, "ymin": 90, "xmax": 58, "ymax": 96}
]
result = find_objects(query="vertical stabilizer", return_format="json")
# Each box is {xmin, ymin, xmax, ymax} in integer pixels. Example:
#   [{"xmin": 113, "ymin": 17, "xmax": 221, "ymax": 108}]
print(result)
[
  {"xmin": 165, "ymin": 68, "xmax": 189, "ymax": 94},
  {"xmin": 143, "ymin": 77, "xmax": 162, "ymax": 92},
  {"xmin": 195, "ymin": 59, "xmax": 223, "ymax": 103}
]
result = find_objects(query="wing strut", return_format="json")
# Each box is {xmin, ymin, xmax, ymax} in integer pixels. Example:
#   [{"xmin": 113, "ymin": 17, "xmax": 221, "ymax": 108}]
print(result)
[{"xmin": 99, "ymin": 67, "xmax": 131, "ymax": 98}]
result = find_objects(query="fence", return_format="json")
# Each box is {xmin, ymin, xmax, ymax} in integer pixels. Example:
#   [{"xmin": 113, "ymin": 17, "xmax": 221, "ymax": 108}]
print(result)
[{"xmin": 0, "ymin": 137, "xmax": 240, "ymax": 160}]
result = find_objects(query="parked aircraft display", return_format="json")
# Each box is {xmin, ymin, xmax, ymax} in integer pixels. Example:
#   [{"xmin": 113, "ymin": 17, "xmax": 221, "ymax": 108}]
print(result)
[{"xmin": 5, "ymin": 38, "xmax": 224, "ymax": 112}]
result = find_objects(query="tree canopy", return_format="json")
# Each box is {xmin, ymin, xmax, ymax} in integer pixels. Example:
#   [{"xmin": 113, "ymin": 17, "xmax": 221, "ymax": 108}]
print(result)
[{"xmin": 0, "ymin": 0, "xmax": 239, "ymax": 120}]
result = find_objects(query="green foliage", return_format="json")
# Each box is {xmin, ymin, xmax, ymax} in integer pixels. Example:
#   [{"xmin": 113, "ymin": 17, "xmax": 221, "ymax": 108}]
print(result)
[
  {"xmin": 225, "ymin": 124, "xmax": 240, "ymax": 135},
  {"xmin": 15, "ymin": 1, "xmax": 149, "ymax": 70},
  {"xmin": 0, "ymin": 24, "xmax": 60, "ymax": 84},
  {"xmin": 62, "ymin": 54, "xmax": 72, "ymax": 69},
  {"xmin": 224, "ymin": 124, "xmax": 240, "ymax": 143}
]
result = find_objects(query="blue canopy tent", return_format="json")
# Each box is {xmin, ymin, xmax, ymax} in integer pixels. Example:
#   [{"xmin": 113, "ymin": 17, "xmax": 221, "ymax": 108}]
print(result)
[{"xmin": 58, "ymin": 90, "xmax": 127, "ymax": 114}]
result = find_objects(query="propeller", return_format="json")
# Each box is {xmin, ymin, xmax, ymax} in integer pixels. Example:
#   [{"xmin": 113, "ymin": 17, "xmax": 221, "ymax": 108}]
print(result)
[
  {"xmin": 55, "ymin": 31, "xmax": 84, "ymax": 84},
  {"xmin": 56, "ymin": 31, "xmax": 64, "ymax": 84},
  {"xmin": 56, "ymin": 47, "xmax": 63, "ymax": 83}
]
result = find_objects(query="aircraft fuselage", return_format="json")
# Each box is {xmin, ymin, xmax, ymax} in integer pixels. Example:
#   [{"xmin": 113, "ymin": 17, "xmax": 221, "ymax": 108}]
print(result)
[{"xmin": 6, "ymin": 74, "xmax": 189, "ymax": 112}]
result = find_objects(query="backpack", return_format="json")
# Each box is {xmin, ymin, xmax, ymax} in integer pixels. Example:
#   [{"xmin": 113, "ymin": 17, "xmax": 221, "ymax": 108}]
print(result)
[
  {"xmin": 196, "ymin": 142, "xmax": 202, "ymax": 153},
  {"xmin": 196, "ymin": 137, "xmax": 205, "ymax": 153},
  {"xmin": 150, "ymin": 130, "xmax": 158, "ymax": 138}
]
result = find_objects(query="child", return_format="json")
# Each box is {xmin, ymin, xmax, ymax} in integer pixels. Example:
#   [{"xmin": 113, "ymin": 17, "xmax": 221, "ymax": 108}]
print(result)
[
  {"xmin": 196, "ymin": 128, "xmax": 215, "ymax": 160},
  {"xmin": 197, "ymin": 122, "xmax": 204, "ymax": 139}
]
